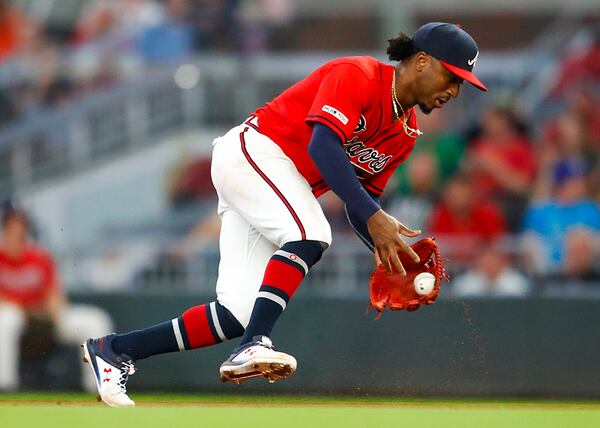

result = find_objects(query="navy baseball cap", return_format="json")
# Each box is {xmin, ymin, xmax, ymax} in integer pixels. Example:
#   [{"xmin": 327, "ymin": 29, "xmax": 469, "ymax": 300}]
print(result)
[{"xmin": 412, "ymin": 22, "xmax": 488, "ymax": 92}]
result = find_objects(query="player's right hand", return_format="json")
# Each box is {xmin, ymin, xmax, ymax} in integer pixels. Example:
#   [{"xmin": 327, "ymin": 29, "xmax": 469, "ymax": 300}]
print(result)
[{"xmin": 366, "ymin": 210, "xmax": 421, "ymax": 275}]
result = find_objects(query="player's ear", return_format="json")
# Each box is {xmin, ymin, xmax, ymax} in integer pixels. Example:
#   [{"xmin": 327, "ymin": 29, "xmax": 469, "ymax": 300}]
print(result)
[{"xmin": 414, "ymin": 52, "xmax": 430, "ymax": 73}]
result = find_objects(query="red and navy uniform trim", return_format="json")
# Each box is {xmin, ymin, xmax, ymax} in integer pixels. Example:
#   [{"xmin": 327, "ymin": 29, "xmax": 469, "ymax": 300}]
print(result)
[
  {"xmin": 239, "ymin": 126, "xmax": 307, "ymax": 240},
  {"xmin": 259, "ymin": 285, "xmax": 291, "ymax": 303},
  {"xmin": 271, "ymin": 253, "xmax": 307, "ymax": 275},
  {"xmin": 244, "ymin": 115, "xmax": 261, "ymax": 134},
  {"xmin": 180, "ymin": 305, "xmax": 219, "ymax": 349},
  {"xmin": 176, "ymin": 317, "xmax": 192, "ymax": 349},
  {"xmin": 305, "ymin": 114, "xmax": 348, "ymax": 141},
  {"xmin": 205, "ymin": 303, "xmax": 222, "ymax": 344}
]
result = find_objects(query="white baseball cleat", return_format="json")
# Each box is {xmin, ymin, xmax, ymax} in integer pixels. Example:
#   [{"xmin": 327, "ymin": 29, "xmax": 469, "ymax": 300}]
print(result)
[
  {"xmin": 220, "ymin": 336, "xmax": 297, "ymax": 384},
  {"xmin": 81, "ymin": 335, "xmax": 136, "ymax": 408}
]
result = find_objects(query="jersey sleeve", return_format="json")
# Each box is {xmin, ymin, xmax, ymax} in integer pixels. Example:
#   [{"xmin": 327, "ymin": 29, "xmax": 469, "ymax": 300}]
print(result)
[{"xmin": 305, "ymin": 64, "xmax": 370, "ymax": 142}]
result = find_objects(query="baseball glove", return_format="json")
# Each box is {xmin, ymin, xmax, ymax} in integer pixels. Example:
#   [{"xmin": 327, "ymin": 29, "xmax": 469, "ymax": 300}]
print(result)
[{"xmin": 368, "ymin": 237, "xmax": 448, "ymax": 317}]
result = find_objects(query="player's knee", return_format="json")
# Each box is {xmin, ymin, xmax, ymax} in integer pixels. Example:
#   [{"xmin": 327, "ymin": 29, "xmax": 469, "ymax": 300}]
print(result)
[
  {"xmin": 313, "ymin": 222, "xmax": 332, "ymax": 247},
  {"xmin": 280, "ymin": 240, "xmax": 328, "ymax": 270}
]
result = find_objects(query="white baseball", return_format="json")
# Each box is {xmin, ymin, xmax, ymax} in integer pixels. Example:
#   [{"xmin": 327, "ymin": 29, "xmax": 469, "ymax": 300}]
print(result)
[{"xmin": 414, "ymin": 272, "xmax": 435, "ymax": 295}]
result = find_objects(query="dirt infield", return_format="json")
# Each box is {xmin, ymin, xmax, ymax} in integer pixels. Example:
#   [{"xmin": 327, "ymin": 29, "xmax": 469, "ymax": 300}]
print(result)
[{"xmin": 2, "ymin": 396, "xmax": 600, "ymax": 411}]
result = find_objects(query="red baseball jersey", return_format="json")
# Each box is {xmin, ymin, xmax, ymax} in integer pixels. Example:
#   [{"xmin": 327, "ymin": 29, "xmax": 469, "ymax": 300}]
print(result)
[
  {"xmin": 0, "ymin": 245, "xmax": 58, "ymax": 308},
  {"xmin": 253, "ymin": 56, "xmax": 419, "ymax": 197}
]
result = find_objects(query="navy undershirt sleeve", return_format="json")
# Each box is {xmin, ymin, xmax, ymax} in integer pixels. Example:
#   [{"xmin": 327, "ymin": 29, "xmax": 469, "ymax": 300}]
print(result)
[
  {"xmin": 344, "ymin": 192, "xmax": 379, "ymax": 251},
  {"xmin": 307, "ymin": 123, "xmax": 381, "ymax": 223}
]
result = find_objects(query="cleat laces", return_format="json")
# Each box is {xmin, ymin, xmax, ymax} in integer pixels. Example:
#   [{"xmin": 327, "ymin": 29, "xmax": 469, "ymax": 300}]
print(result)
[
  {"xmin": 117, "ymin": 361, "xmax": 136, "ymax": 393},
  {"xmin": 256, "ymin": 336, "xmax": 273, "ymax": 349}
]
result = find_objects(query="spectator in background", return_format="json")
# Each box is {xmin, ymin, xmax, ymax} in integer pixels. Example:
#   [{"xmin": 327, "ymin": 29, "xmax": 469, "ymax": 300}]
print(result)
[
  {"xmin": 565, "ymin": 89, "xmax": 600, "ymax": 149},
  {"xmin": 0, "ymin": 4, "xmax": 62, "ymax": 122},
  {"xmin": 387, "ymin": 151, "xmax": 439, "ymax": 234},
  {"xmin": 541, "ymin": 92, "xmax": 600, "ymax": 199},
  {"xmin": 72, "ymin": 1, "xmax": 120, "ymax": 45},
  {"xmin": 550, "ymin": 30, "xmax": 600, "ymax": 104},
  {"xmin": 560, "ymin": 228, "xmax": 600, "ymax": 282},
  {"xmin": 0, "ymin": 0, "xmax": 36, "ymax": 62},
  {"xmin": 72, "ymin": 0, "xmax": 163, "ymax": 84},
  {"xmin": 428, "ymin": 172, "xmax": 507, "ymax": 263},
  {"xmin": 167, "ymin": 155, "xmax": 215, "ymax": 209},
  {"xmin": 139, "ymin": 0, "xmax": 193, "ymax": 63},
  {"xmin": 18, "ymin": 40, "xmax": 70, "ymax": 116},
  {"xmin": 467, "ymin": 106, "xmax": 536, "ymax": 231},
  {"xmin": 0, "ymin": 205, "xmax": 113, "ymax": 392},
  {"xmin": 522, "ymin": 161, "xmax": 600, "ymax": 275},
  {"xmin": 557, "ymin": 112, "xmax": 596, "ymax": 163},
  {"xmin": 189, "ymin": 0, "xmax": 241, "ymax": 51},
  {"xmin": 165, "ymin": 155, "xmax": 221, "ymax": 257},
  {"xmin": 237, "ymin": 0, "xmax": 294, "ymax": 53},
  {"xmin": 388, "ymin": 110, "xmax": 466, "ymax": 234},
  {"xmin": 560, "ymin": 112, "xmax": 599, "ymax": 196},
  {"xmin": 73, "ymin": 0, "xmax": 163, "ymax": 46},
  {"xmin": 409, "ymin": 109, "xmax": 466, "ymax": 181},
  {"xmin": 541, "ymin": 110, "xmax": 598, "ymax": 174},
  {"xmin": 452, "ymin": 244, "xmax": 530, "ymax": 297}
]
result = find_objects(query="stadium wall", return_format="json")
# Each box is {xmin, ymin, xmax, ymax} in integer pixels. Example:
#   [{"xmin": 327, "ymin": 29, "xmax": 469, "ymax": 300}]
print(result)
[
  {"xmin": 21, "ymin": 130, "xmax": 218, "ymax": 253},
  {"xmin": 69, "ymin": 292, "xmax": 600, "ymax": 398}
]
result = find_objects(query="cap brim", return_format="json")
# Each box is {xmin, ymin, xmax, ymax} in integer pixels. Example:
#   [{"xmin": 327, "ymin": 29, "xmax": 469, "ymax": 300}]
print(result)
[{"xmin": 439, "ymin": 60, "xmax": 488, "ymax": 92}]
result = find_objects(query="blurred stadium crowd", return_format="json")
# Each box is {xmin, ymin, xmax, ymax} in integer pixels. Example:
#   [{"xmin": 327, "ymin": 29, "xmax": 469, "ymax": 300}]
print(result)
[
  {"xmin": 387, "ymin": 92, "xmax": 600, "ymax": 295},
  {"xmin": 0, "ymin": 0, "xmax": 599, "ymax": 301},
  {"xmin": 0, "ymin": 0, "xmax": 294, "ymax": 128}
]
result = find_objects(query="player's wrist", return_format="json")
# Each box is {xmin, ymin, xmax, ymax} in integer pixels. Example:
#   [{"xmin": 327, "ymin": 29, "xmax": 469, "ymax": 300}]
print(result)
[
  {"xmin": 352, "ymin": 198, "xmax": 381, "ymax": 224},
  {"xmin": 366, "ymin": 209, "xmax": 389, "ymax": 227}
]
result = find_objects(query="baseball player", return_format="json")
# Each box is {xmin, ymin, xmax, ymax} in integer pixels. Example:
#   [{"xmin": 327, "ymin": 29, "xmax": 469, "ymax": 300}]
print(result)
[
  {"xmin": 82, "ymin": 22, "xmax": 487, "ymax": 407},
  {"xmin": 0, "ymin": 204, "xmax": 113, "ymax": 392}
]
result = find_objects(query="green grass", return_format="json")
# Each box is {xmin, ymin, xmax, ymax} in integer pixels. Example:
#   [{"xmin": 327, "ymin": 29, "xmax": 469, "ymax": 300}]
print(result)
[{"xmin": 2, "ymin": 393, "xmax": 600, "ymax": 428}]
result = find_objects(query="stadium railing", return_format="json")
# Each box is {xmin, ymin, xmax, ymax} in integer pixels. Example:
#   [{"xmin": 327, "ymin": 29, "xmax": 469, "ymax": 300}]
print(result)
[
  {"xmin": 55, "ymin": 229, "xmax": 600, "ymax": 298},
  {"xmin": 1, "ymin": 49, "xmax": 547, "ymax": 200}
]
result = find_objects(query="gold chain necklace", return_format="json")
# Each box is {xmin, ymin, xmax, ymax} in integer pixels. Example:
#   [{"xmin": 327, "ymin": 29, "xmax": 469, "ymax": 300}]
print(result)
[{"xmin": 391, "ymin": 71, "xmax": 423, "ymax": 138}]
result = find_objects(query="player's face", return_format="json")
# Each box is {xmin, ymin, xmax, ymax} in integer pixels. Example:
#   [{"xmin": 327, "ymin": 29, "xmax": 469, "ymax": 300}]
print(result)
[
  {"xmin": 2, "ymin": 217, "xmax": 28, "ymax": 253},
  {"xmin": 414, "ymin": 54, "xmax": 463, "ymax": 114}
]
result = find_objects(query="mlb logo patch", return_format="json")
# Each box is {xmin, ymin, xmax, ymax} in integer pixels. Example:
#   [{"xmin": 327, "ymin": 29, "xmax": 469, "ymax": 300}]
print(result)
[{"xmin": 322, "ymin": 105, "xmax": 349, "ymax": 125}]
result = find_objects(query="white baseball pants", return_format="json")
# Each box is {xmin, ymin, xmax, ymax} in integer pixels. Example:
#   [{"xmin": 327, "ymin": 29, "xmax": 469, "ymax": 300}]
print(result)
[{"xmin": 210, "ymin": 118, "xmax": 332, "ymax": 327}]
